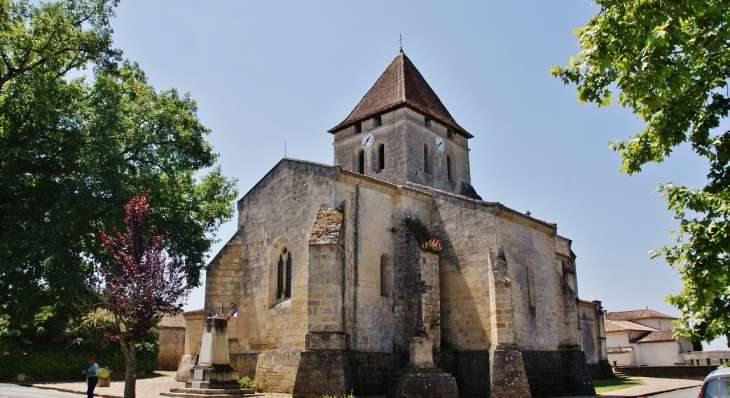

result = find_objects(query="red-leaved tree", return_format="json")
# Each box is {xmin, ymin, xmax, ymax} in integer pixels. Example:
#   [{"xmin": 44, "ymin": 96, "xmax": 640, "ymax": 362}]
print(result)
[{"xmin": 99, "ymin": 191, "xmax": 188, "ymax": 398}]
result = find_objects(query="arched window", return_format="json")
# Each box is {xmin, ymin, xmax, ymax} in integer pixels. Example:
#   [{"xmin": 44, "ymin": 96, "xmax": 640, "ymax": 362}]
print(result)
[
  {"xmin": 378, "ymin": 143, "xmax": 385, "ymax": 172},
  {"xmin": 358, "ymin": 149, "xmax": 365, "ymax": 174},
  {"xmin": 276, "ymin": 247, "xmax": 292, "ymax": 301},
  {"xmin": 424, "ymin": 143, "xmax": 432, "ymax": 174},
  {"xmin": 380, "ymin": 254, "xmax": 392, "ymax": 297},
  {"xmin": 447, "ymin": 154, "xmax": 455, "ymax": 182}
]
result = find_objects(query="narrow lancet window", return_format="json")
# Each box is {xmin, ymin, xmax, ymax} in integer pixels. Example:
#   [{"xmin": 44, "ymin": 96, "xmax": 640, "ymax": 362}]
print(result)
[
  {"xmin": 276, "ymin": 247, "xmax": 292, "ymax": 300},
  {"xmin": 447, "ymin": 154, "xmax": 455, "ymax": 182},
  {"xmin": 378, "ymin": 143, "xmax": 385, "ymax": 172},
  {"xmin": 380, "ymin": 254, "xmax": 392, "ymax": 297},
  {"xmin": 285, "ymin": 252, "xmax": 292, "ymax": 299},
  {"xmin": 424, "ymin": 144, "xmax": 432, "ymax": 174},
  {"xmin": 358, "ymin": 150, "xmax": 365, "ymax": 174}
]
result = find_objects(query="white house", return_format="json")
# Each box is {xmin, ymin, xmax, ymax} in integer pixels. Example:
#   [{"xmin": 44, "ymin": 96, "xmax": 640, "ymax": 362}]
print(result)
[{"xmin": 605, "ymin": 308, "xmax": 694, "ymax": 366}]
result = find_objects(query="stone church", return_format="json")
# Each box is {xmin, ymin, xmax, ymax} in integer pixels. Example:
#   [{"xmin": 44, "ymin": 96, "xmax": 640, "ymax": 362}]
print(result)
[{"xmin": 195, "ymin": 51, "xmax": 603, "ymax": 397}]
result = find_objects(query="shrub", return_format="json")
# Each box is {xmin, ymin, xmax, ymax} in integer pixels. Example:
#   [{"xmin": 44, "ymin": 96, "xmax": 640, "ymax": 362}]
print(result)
[
  {"xmin": 238, "ymin": 376, "xmax": 269, "ymax": 392},
  {"xmin": 0, "ymin": 342, "xmax": 158, "ymax": 380},
  {"xmin": 97, "ymin": 367, "xmax": 111, "ymax": 378}
]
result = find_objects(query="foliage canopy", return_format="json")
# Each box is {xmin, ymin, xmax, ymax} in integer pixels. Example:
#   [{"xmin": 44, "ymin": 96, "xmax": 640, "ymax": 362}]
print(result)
[
  {"xmin": 0, "ymin": 0, "xmax": 237, "ymax": 345},
  {"xmin": 552, "ymin": 0, "xmax": 730, "ymax": 344},
  {"xmin": 99, "ymin": 192, "xmax": 188, "ymax": 397}
]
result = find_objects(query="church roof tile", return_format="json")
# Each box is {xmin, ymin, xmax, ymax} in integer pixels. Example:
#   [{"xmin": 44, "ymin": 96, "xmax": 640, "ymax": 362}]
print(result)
[
  {"xmin": 605, "ymin": 320, "xmax": 658, "ymax": 333},
  {"xmin": 636, "ymin": 330, "xmax": 677, "ymax": 343},
  {"xmin": 606, "ymin": 308, "xmax": 677, "ymax": 321},
  {"xmin": 158, "ymin": 313, "xmax": 186, "ymax": 329},
  {"xmin": 329, "ymin": 51, "xmax": 472, "ymax": 138}
]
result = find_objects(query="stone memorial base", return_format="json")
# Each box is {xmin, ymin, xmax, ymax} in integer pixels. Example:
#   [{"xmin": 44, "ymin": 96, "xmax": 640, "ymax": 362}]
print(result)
[
  {"xmin": 387, "ymin": 337, "xmax": 459, "ymax": 398},
  {"xmin": 175, "ymin": 354, "xmax": 198, "ymax": 382},
  {"xmin": 161, "ymin": 364, "xmax": 257, "ymax": 397}
]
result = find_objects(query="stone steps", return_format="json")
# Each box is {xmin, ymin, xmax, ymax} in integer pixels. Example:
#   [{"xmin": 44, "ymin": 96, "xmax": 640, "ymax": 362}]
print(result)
[
  {"xmin": 160, "ymin": 387, "xmax": 260, "ymax": 397},
  {"xmin": 612, "ymin": 370, "xmax": 629, "ymax": 379}
]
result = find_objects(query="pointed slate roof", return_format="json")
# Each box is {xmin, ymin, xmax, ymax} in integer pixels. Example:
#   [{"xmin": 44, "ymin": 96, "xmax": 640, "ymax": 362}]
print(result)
[{"xmin": 329, "ymin": 51, "xmax": 472, "ymax": 138}]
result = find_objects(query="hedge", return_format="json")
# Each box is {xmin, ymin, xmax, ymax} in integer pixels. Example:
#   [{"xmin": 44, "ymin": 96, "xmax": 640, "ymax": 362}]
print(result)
[{"xmin": 0, "ymin": 342, "xmax": 158, "ymax": 380}]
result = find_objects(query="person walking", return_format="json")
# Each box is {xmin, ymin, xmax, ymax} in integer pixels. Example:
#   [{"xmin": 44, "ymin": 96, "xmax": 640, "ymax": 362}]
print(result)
[{"xmin": 83, "ymin": 356, "xmax": 99, "ymax": 398}]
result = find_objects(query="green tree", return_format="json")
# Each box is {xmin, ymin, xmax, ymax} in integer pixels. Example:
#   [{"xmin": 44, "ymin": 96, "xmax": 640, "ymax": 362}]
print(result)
[
  {"xmin": 552, "ymin": 0, "xmax": 730, "ymax": 344},
  {"xmin": 0, "ymin": 0, "xmax": 237, "ymax": 345}
]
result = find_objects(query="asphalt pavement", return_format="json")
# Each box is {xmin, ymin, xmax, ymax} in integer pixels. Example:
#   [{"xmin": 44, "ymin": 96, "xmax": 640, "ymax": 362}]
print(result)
[
  {"xmin": 0, "ymin": 383, "xmax": 81, "ymax": 398},
  {"xmin": 650, "ymin": 386, "xmax": 701, "ymax": 398}
]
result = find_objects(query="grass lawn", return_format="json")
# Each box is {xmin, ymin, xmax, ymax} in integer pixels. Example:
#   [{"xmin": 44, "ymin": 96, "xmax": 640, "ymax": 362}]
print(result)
[{"xmin": 593, "ymin": 378, "xmax": 644, "ymax": 393}]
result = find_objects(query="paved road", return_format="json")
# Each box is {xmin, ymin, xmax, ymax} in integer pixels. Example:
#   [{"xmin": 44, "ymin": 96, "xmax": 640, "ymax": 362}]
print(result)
[
  {"xmin": 0, "ymin": 384, "xmax": 81, "ymax": 398},
  {"xmin": 651, "ymin": 386, "xmax": 701, "ymax": 398}
]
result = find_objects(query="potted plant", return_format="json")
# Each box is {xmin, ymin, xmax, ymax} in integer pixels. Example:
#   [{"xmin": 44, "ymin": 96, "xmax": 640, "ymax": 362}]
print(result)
[{"xmin": 97, "ymin": 367, "xmax": 111, "ymax": 387}]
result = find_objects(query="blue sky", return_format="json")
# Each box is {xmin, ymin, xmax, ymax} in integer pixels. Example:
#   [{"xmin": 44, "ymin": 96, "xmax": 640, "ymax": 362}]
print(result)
[{"xmin": 108, "ymin": 1, "xmax": 721, "ymax": 348}]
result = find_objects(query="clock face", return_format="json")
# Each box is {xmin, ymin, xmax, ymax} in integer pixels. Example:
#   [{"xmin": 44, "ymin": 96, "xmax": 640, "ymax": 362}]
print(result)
[
  {"xmin": 435, "ymin": 136, "xmax": 445, "ymax": 153},
  {"xmin": 362, "ymin": 133, "xmax": 374, "ymax": 149}
]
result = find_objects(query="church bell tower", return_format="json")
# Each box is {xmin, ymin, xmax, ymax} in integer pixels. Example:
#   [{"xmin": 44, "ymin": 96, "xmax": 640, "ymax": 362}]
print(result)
[{"xmin": 329, "ymin": 51, "xmax": 480, "ymax": 199}]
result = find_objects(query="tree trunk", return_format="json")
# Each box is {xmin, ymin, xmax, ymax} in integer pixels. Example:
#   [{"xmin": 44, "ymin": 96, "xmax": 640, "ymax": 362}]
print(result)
[{"xmin": 119, "ymin": 338, "xmax": 137, "ymax": 398}]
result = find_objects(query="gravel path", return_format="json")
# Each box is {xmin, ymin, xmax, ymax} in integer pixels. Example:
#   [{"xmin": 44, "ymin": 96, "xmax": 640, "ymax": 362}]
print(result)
[{"xmin": 28, "ymin": 372, "xmax": 292, "ymax": 398}]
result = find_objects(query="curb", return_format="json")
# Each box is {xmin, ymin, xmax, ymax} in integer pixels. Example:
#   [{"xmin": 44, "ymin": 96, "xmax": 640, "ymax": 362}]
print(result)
[{"xmin": 30, "ymin": 384, "xmax": 123, "ymax": 398}]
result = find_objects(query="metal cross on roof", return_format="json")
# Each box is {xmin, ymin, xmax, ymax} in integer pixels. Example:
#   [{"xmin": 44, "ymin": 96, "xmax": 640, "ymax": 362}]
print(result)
[{"xmin": 399, "ymin": 34, "xmax": 404, "ymax": 51}]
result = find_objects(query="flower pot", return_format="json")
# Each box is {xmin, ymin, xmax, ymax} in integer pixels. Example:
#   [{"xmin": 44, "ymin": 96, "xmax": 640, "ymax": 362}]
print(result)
[{"xmin": 98, "ymin": 377, "xmax": 111, "ymax": 387}]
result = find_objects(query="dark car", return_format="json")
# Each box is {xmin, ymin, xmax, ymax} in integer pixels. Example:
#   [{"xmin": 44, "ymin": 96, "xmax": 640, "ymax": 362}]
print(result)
[{"xmin": 699, "ymin": 367, "xmax": 730, "ymax": 398}]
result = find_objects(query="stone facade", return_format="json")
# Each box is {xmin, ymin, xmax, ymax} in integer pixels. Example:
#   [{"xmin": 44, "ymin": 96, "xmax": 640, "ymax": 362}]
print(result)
[
  {"xmin": 157, "ymin": 313, "xmax": 186, "ymax": 371},
  {"xmin": 187, "ymin": 51, "xmax": 598, "ymax": 397},
  {"xmin": 578, "ymin": 300, "xmax": 612, "ymax": 378}
]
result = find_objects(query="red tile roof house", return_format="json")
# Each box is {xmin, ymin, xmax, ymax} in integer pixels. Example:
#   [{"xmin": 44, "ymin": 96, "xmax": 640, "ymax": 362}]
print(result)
[{"xmin": 605, "ymin": 308, "xmax": 694, "ymax": 366}]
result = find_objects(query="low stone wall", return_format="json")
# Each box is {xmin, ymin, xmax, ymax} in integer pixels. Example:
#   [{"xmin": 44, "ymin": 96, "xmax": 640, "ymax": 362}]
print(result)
[
  {"xmin": 616, "ymin": 365, "xmax": 717, "ymax": 380},
  {"xmin": 230, "ymin": 353, "xmax": 260, "ymax": 379},
  {"xmin": 254, "ymin": 351, "xmax": 302, "ymax": 393},
  {"xmin": 351, "ymin": 352, "xmax": 407, "ymax": 396},
  {"xmin": 683, "ymin": 351, "xmax": 730, "ymax": 366},
  {"xmin": 290, "ymin": 350, "xmax": 405, "ymax": 398},
  {"xmin": 158, "ymin": 327, "xmax": 185, "ymax": 370},
  {"xmin": 521, "ymin": 350, "xmax": 594, "ymax": 397},
  {"xmin": 586, "ymin": 360, "xmax": 614, "ymax": 380},
  {"xmin": 522, "ymin": 351, "xmax": 572, "ymax": 396},
  {"xmin": 451, "ymin": 350, "xmax": 490, "ymax": 397}
]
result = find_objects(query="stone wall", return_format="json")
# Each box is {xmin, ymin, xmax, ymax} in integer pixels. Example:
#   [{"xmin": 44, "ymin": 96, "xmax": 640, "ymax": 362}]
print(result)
[
  {"xmin": 616, "ymin": 365, "xmax": 716, "ymax": 380},
  {"xmin": 521, "ymin": 350, "xmax": 594, "ymax": 397},
  {"xmin": 339, "ymin": 178, "xmax": 400, "ymax": 353},
  {"xmin": 332, "ymin": 107, "xmax": 471, "ymax": 194},
  {"xmin": 158, "ymin": 327, "xmax": 185, "ymax": 370},
  {"xmin": 430, "ymin": 192, "xmax": 496, "ymax": 352},
  {"xmin": 684, "ymin": 351, "xmax": 730, "ymax": 365},
  {"xmin": 496, "ymin": 209, "xmax": 580, "ymax": 351},
  {"xmin": 230, "ymin": 353, "xmax": 260, "ymax": 379},
  {"xmin": 183, "ymin": 310, "xmax": 204, "ymax": 356},
  {"xmin": 351, "ymin": 352, "xmax": 407, "ymax": 396},
  {"xmin": 451, "ymin": 350, "xmax": 490, "ymax": 397},
  {"xmin": 206, "ymin": 159, "xmax": 340, "ymax": 393},
  {"xmin": 254, "ymin": 351, "xmax": 302, "ymax": 393}
]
